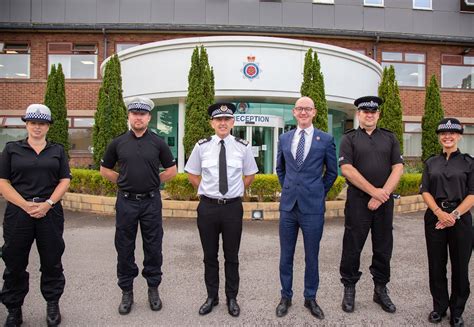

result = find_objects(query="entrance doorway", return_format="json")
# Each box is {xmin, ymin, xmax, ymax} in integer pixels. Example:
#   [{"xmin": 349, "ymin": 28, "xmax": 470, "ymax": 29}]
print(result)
[{"xmin": 232, "ymin": 114, "xmax": 284, "ymax": 174}]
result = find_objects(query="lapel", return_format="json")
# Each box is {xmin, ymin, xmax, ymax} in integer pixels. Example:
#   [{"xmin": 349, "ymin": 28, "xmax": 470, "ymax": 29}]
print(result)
[{"xmin": 284, "ymin": 129, "xmax": 297, "ymax": 165}]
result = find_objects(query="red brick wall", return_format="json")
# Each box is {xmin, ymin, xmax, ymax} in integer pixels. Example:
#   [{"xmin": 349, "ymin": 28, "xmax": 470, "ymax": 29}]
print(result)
[{"xmin": 1, "ymin": 31, "xmax": 472, "ymax": 119}]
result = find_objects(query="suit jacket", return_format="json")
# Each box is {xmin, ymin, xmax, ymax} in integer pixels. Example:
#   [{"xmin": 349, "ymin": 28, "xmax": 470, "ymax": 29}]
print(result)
[{"xmin": 276, "ymin": 128, "xmax": 338, "ymax": 214}]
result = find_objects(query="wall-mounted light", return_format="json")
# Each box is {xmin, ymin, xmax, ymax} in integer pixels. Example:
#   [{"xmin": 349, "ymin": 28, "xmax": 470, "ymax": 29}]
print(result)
[{"xmin": 251, "ymin": 210, "xmax": 264, "ymax": 220}]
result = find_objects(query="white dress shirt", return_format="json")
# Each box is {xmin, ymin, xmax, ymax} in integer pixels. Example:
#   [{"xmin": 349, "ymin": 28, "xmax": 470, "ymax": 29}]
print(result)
[
  {"xmin": 291, "ymin": 125, "xmax": 314, "ymax": 161},
  {"xmin": 185, "ymin": 134, "xmax": 259, "ymax": 199}
]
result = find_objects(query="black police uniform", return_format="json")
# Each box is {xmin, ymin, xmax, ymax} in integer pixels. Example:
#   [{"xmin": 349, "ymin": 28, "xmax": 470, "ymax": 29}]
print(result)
[
  {"xmin": 101, "ymin": 129, "xmax": 175, "ymax": 291},
  {"xmin": 420, "ymin": 150, "xmax": 473, "ymax": 318},
  {"xmin": 338, "ymin": 127, "xmax": 403, "ymax": 286},
  {"xmin": 0, "ymin": 139, "xmax": 71, "ymax": 308}
]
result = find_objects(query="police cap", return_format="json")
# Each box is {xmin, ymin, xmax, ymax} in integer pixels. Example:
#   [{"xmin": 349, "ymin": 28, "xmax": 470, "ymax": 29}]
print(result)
[
  {"xmin": 436, "ymin": 118, "xmax": 463, "ymax": 134},
  {"xmin": 126, "ymin": 96, "xmax": 154, "ymax": 112},
  {"xmin": 208, "ymin": 102, "xmax": 236, "ymax": 119},
  {"xmin": 354, "ymin": 96, "xmax": 383, "ymax": 112},
  {"xmin": 21, "ymin": 104, "xmax": 53, "ymax": 123}
]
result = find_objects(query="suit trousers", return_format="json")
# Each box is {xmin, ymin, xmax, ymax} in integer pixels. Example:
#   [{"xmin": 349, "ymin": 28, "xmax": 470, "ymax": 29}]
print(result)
[
  {"xmin": 197, "ymin": 199, "xmax": 243, "ymax": 300},
  {"xmin": 279, "ymin": 203, "xmax": 324, "ymax": 300},
  {"xmin": 115, "ymin": 194, "xmax": 163, "ymax": 291},
  {"xmin": 1, "ymin": 202, "xmax": 65, "ymax": 309},
  {"xmin": 424, "ymin": 209, "xmax": 472, "ymax": 317},
  {"xmin": 340, "ymin": 188, "xmax": 394, "ymax": 286}
]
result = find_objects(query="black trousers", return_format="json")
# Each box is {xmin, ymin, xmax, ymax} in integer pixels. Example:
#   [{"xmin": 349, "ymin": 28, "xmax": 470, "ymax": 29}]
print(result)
[
  {"xmin": 1, "ymin": 203, "xmax": 65, "ymax": 309},
  {"xmin": 197, "ymin": 198, "xmax": 243, "ymax": 300},
  {"xmin": 115, "ymin": 194, "xmax": 163, "ymax": 291},
  {"xmin": 424, "ymin": 209, "xmax": 472, "ymax": 317},
  {"xmin": 340, "ymin": 187, "xmax": 394, "ymax": 286}
]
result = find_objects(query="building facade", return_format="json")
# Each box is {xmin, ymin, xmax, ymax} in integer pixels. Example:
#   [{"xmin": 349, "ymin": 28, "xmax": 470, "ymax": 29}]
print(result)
[{"xmin": 1, "ymin": 0, "xmax": 473, "ymax": 171}]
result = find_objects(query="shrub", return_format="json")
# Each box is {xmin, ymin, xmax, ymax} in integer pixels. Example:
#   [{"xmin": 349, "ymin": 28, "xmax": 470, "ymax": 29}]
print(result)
[
  {"xmin": 69, "ymin": 168, "xmax": 117, "ymax": 196},
  {"xmin": 164, "ymin": 173, "xmax": 197, "ymax": 200},
  {"xmin": 326, "ymin": 176, "xmax": 345, "ymax": 201},
  {"xmin": 395, "ymin": 173, "xmax": 422, "ymax": 196},
  {"xmin": 246, "ymin": 174, "xmax": 282, "ymax": 202}
]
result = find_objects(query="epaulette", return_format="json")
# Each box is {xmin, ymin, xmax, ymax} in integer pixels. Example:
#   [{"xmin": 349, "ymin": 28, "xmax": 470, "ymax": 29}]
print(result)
[
  {"xmin": 380, "ymin": 127, "xmax": 394, "ymax": 133},
  {"xmin": 463, "ymin": 153, "xmax": 474, "ymax": 162},
  {"xmin": 344, "ymin": 128, "xmax": 355, "ymax": 134},
  {"xmin": 235, "ymin": 137, "xmax": 249, "ymax": 146},
  {"xmin": 198, "ymin": 137, "xmax": 212, "ymax": 145}
]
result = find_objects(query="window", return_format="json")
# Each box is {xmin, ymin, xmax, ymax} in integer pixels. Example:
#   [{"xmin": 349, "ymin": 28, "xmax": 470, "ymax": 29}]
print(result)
[
  {"xmin": 461, "ymin": 0, "xmax": 474, "ymax": 12},
  {"xmin": 0, "ymin": 117, "xmax": 27, "ymax": 151},
  {"xmin": 382, "ymin": 51, "xmax": 426, "ymax": 87},
  {"xmin": 69, "ymin": 117, "xmax": 94, "ymax": 152},
  {"xmin": 441, "ymin": 54, "xmax": 474, "ymax": 89},
  {"xmin": 47, "ymin": 43, "xmax": 97, "ymax": 79},
  {"xmin": 116, "ymin": 43, "xmax": 140, "ymax": 53},
  {"xmin": 403, "ymin": 122, "xmax": 422, "ymax": 156},
  {"xmin": 312, "ymin": 0, "xmax": 334, "ymax": 4},
  {"xmin": 413, "ymin": 0, "xmax": 432, "ymax": 10},
  {"xmin": 459, "ymin": 124, "xmax": 474, "ymax": 155},
  {"xmin": 0, "ymin": 42, "xmax": 30, "ymax": 79},
  {"xmin": 364, "ymin": 0, "xmax": 384, "ymax": 7}
]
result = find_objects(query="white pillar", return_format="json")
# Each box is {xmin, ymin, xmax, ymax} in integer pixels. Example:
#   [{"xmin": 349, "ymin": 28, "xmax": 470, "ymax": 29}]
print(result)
[
  {"xmin": 178, "ymin": 99, "xmax": 186, "ymax": 173},
  {"xmin": 353, "ymin": 111, "xmax": 359, "ymax": 129}
]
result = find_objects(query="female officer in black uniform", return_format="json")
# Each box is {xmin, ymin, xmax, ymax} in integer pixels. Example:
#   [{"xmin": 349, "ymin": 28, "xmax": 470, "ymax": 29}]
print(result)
[
  {"xmin": 420, "ymin": 118, "xmax": 473, "ymax": 327},
  {"xmin": 0, "ymin": 104, "xmax": 71, "ymax": 327}
]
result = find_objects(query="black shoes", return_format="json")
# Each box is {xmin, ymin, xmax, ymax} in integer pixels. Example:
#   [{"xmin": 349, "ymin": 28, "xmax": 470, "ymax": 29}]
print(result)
[
  {"xmin": 428, "ymin": 311, "xmax": 446, "ymax": 323},
  {"xmin": 450, "ymin": 316, "xmax": 464, "ymax": 327},
  {"xmin": 276, "ymin": 298, "xmax": 292, "ymax": 317},
  {"xmin": 227, "ymin": 298, "xmax": 240, "ymax": 317},
  {"xmin": 342, "ymin": 285, "xmax": 356, "ymax": 313},
  {"xmin": 118, "ymin": 290, "xmax": 134, "ymax": 315},
  {"xmin": 373, "ymin": 285, "xmax": 396, "ymax": 313},
  {"xmin": 304, "ymin": 299, "xmax": 324, "ymax": 320},
  {"xmin": 46, "ymin": 301, "xmax": 61, "ymax": 326},
  {"xmin": 148, "ymin": 287, "xmax": 162, "ymax": 311},
  {"xmin": 198, "ymin": 297, "xmax": 219, "ymax": 315},
  {"xmin": 4, "ymin": 307, "xmax": 22, "ymax": 327}
]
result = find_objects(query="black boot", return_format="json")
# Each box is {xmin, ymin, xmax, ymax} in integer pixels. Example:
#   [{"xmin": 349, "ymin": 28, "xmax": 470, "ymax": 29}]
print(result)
[
  {"xmin": 4, "ymin": 307, "xmax": 22, "ymax": 327},
  {"xmin": 342, "ymin": 285, "xmax": 356, "ymax": 313},
  {"xmin": 373, "ymin": 285, "xmax": 396, "ymax": 313},
  {"xmin": 148, "ymin": 287, "xmax": 162, "ymax": 311},
  {"xmin": 46, "ymin": 301, "xmax": 61, "ymax": 326},
  {"xmin": 118, "ymin": 290, "xmax": 134, "ymax": 315}
]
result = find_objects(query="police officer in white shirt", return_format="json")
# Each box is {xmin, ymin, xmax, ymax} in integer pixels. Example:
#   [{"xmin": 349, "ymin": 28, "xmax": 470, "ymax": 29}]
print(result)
[{"xmin": 185, "ymin": 102, "xmax": 258, "ymax": 318}]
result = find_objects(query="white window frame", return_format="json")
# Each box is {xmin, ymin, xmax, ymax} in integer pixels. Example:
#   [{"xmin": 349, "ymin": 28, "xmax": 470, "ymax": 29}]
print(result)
[
  {"xmin": 413, "ymin": 0, "xmax": 432, "ymax": 10},
  {"xmin": 364, "ymin": 0, "xmax": 384, "ymax": 7}
]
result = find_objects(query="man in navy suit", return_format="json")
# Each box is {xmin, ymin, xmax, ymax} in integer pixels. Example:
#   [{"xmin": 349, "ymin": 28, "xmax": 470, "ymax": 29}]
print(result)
[{"xmin": 275, "ymin": 96, "xmax": 338, "ymax": 319}]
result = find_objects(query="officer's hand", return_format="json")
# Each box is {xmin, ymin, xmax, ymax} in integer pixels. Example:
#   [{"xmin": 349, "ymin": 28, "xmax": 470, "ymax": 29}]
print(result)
[
  {"xmin": 367, "ymin": 198, "xmax": 382, "ymax": 211},
  {"xmin": 435, "ymin": 211, "xmax": 455, "ymax": 227},
  {"xmin": 28, "ymin": 202, "xmax": 51, "ymax": 219},
  {"xmin": 435, "ymin": 221, "xmax": 448, "ymax": 230},
  {"xmin": 22, "ymin": 201, "xmax": 39, "ymax": 215},
  {"xmin": 372, "ymin": 188, "xmax": 390, "ymax": 203}
]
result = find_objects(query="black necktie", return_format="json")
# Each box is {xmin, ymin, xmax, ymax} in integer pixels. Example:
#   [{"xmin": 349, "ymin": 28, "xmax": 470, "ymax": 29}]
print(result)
[{"xmin": 219, "ymin": 140, "xmax": 228, "ymax": 195}]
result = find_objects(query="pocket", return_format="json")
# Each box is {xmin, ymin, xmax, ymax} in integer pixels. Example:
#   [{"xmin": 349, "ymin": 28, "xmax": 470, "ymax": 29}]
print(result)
[{"xmin": 227, "ymin": 159, "xmax": 243, "ymax": 169}]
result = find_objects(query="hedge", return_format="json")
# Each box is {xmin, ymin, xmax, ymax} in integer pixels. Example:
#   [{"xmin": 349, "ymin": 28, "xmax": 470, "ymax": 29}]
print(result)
[{"xmin": 69, "ymin": 169, "xmax": 422, "ymax": 200}]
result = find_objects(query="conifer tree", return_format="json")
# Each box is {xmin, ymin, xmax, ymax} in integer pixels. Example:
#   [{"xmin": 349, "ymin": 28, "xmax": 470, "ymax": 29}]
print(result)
[
  {"xmin": 421, "ymin": 75, "xmax": 444, "ymax": 161},
  {"xmin": 45, "ymin": 64, "xmax": 70, "ymax": 155},
  {"xmin": 92, "ymin": 55, "xmax": 128, "ymax": 168},
  {"xmin": 378, "ymin": 65, "xmax": 404, "ymax": 153},
  {"xmin": 300, "ymin": 48, "xmax": 328, "ymax": 132},
  {"xmin": 183, "ymin": 46, "xmax": 215, "ymax": 159}
]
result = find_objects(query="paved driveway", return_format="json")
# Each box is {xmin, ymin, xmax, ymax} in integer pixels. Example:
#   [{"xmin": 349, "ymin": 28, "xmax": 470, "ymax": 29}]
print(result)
[{"xmin": 0, "ymin": 198, "xmax": 472, "ymax": 326}]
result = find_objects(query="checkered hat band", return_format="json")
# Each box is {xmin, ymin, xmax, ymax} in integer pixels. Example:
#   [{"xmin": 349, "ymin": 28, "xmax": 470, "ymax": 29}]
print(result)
[
  {"xmin": 128, "ymin": 102, "xmax": 151, "ymax": 111},
  {"xmin": 24, "ymin": 112, "xmax": 51, "ymax": 121},
  {"xmin": 438, "ymin": 123, "xmax": 462, "ymax": 131},
  {"xmin": 212, "ymin": 109, "xmax": 232, "ymax": 116},
  {"xmin": 357, "ymin": 101, "xmax": 378, "ymax": 109}
]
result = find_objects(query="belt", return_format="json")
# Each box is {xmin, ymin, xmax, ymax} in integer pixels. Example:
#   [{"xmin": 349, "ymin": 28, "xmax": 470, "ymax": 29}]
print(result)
[
  {"xmin": 200, "ymin": 195, "xmax": 241, "ymax": 205},
  {"xmin": 119, "ymin": 190, "xmax": 157, "ymax": 201},
  {"xmin": 26, "ymin": 197, "xmax": 48, "ymax": 202},
  {"xmin": 436, "ymin": 200, "xmax": 459, "ymax": 210}
]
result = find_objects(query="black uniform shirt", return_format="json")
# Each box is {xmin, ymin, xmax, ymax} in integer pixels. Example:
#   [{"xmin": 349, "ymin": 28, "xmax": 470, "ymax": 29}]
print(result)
[
  {"xmin": 420, "ymin": 150, "xmax": 474, "ymax": 202},
  {"xmin": 0, "ymin": 139, "xmax": 71, "ymax": 199},
  {"xmin": 101, "ymin": 129, "xmax": 175, "ymax": 193},
  {"xmin": 338, "ymin": 127, "xmax": 403, "ymax": 189}
]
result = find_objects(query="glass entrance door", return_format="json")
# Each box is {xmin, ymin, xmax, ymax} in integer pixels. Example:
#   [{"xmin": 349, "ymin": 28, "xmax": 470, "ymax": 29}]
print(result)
[{"xmin": 231, "ymin": 126, "xmax": 274, "ymax": 174}]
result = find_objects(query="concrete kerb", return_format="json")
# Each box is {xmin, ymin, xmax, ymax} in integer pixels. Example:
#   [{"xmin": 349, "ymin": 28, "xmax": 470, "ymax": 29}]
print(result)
[{"xmin": 61, "ymin": 193, "xmax": 427, "ymax": 219}]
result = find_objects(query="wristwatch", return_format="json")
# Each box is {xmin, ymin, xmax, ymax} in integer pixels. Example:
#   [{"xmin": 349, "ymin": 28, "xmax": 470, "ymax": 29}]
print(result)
[
  {"xmin": 46, "ymin": 199, "xmax": 55, "ymax": 207},
  {"xmin": 451, "ymin": 210, "xmax": 461, "ymax": 220}
]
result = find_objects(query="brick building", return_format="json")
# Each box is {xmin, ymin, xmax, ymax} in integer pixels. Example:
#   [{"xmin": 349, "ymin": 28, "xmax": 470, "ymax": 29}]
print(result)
[{"xmin": 1, "ymin": 0, "xmax": 473, "ymax": 171}]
